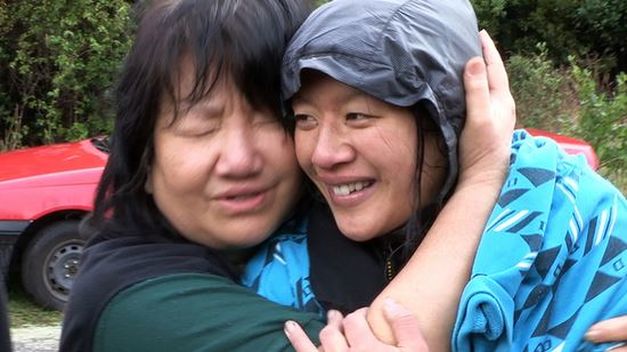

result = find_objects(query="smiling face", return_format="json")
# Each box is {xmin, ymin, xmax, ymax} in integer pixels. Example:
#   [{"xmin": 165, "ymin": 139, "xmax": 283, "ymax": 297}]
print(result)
[
  {"xmin": 293, "ymin": 72, "xmax": 444, "ymax": 241},
  {"xmin": 147, "ymin": 64, "xmax": 302, "ymax": 249}
]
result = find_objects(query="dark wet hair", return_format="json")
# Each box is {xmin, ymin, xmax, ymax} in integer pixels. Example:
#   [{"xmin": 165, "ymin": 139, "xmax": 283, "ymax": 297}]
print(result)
[
  {"xmin": 87, "ymin": 0, "xmax": 312, "ymax": 241},
  {"xmin": 398, "ymin": 105, "xmax": 446, "ymax": 261}
]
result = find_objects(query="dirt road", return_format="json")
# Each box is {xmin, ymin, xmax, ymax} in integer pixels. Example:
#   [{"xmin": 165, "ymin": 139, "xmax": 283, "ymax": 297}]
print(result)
[{"xmin": 11, "ymin": 325, "xmax": 60, "ymax": 352}]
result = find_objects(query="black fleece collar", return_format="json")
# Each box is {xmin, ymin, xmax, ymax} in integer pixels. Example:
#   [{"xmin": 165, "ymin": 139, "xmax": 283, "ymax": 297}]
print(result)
[{"xmin": 307, "ymin": 202, "xmax": 388, "ymax": 314}]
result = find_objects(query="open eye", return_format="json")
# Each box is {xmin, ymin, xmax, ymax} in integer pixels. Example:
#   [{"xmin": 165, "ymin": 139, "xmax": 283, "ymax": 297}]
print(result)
[
  {"xmin": 346, "ymin": 113, "xmax": 369, "ymax": 120},
  {"xmin": 294, "ymin": 114, "xmax": 317, "ymax": 130},
  {"xmin": 345, "ymin": 112, "xmax": 373, "ymax": 126}
]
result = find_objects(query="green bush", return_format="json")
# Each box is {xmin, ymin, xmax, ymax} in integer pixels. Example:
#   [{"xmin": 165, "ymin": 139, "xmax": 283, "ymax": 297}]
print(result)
[
  {"xmin": 571, "ymin": 63, "xmax": 627, "ymax": 175},
  {"xmin": 471, "ymin": 0, "xmax": 627, "ymax": 73},
  {"xmin": 507, "ymin": 44, "xmax": 574, "ymax": 133},
  {"xmin": 0, "ymin": 0, "xmax": 132, "ymax": 149},
  {"xmin": 506, "ymin": 46, "xmax": 626, "ymax": 180},
  {"xmin": 471, "ymin": 0, "xmax": 506, "ymax": 37}
]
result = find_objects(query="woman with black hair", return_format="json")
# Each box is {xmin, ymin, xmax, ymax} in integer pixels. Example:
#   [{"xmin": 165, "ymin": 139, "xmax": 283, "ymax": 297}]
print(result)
[{"xmin": 60, "ymin": 1, "xmax": 325, "ymax": 351}]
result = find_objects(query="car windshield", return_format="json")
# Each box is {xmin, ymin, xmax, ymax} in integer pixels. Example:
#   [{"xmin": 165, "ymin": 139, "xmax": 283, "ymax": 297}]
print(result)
[{"xmin": 90, "ymin": 136, "xmax": 110, "ymax": 154}]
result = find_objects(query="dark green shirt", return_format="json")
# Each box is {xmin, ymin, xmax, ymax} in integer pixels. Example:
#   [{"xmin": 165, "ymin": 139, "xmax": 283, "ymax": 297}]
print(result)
[{"xmin": 94, "ymin": 273, "xmax": 324, "ymax": 352}]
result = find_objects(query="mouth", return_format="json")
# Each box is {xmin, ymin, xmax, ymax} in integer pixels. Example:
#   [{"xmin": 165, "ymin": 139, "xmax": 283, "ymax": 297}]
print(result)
[
  {"xmin": 215, "ymin": 187, "xmax": 271, "ymax": 213},
  {"xmin": 223, "ymin": 191, "xmax": 264, "ymax": 201},
  {"xmin": 330, "ymin": 180, "xmax": 374, "ymax": 197}
]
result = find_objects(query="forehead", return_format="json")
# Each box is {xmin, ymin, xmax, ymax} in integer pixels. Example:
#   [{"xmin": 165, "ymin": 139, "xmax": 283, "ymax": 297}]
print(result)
[
  {"xmin": 295, "ymin": 71, "xmax": 366, "ymax": 102},
  {"xmin": 295, "ymin": 71, "xmax": 408, "ymax": 115},
  {"xmin": 172, "ymin": 55, "xmax": 234, "ymax": 100}
]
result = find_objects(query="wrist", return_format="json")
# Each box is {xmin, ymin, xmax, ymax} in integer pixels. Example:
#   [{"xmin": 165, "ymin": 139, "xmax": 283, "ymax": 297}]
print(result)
[{"xmin": 456, "ymin": 167, "xmax": 507, "ymax": 195}]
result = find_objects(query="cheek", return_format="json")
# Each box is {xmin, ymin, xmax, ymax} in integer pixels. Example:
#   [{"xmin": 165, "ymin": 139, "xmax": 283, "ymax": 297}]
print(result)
[
  {"xmin": 266, "ymin": 133, "xmax": 300, "ymax": 176},
  {"xmin": 294, "ymin": 131, "xmax": 315, "ymax": 172},
  {"xmin": 153, "ymin": 137, "xmax": 211, "ymax": 192},
  {"xmin": 381, "ymin": 128, "xmax": 418, "ymax": 178},
  {"xmin": 382, "ymin": 122, "xmax": 418, "ymax": 204}
]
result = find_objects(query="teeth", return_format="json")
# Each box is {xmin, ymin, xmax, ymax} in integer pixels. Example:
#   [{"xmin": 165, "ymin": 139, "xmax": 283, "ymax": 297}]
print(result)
[{"xmin": 332, "ymin": 181, "xmax": 370, "ymax": 196}]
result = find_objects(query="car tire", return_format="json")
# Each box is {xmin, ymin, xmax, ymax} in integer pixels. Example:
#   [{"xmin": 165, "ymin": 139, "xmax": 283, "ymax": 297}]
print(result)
[{"xmin": 21, "ymin": 220, "xmax": 85, "ymax": 310}]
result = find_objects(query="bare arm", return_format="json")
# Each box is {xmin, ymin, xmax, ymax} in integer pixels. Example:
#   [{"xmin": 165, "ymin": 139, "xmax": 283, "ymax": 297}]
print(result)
[{"xmin": 366, "ymin": 31, "xmax": 516, "ymax": 350}]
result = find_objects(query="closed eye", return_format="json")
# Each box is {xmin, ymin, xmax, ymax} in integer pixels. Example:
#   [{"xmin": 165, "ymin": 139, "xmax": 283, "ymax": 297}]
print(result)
[{"xmin": 172, "ymin": 112, "xmax": 221, "ymax": 137}]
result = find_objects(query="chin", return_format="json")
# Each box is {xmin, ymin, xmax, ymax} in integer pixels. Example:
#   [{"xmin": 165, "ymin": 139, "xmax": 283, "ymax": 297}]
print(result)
[
  {"xmin": 338, "ymin": 224, "xmax": 378, "ymax": 242},
  {"xmin": 215, "ymin": 223, "xmax": 275, "ymax": 249}
]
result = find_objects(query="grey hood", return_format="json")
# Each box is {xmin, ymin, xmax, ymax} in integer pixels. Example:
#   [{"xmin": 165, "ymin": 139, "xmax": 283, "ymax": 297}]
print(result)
[{"xmin": 282, "ymin": 0, "xmax": 480, "ymax": 203}]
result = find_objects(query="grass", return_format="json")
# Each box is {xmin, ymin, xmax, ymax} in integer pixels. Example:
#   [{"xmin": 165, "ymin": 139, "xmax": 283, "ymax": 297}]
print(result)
[{"xmin": 6, "ymin": 279, "xmax": 62, "ymax": 328}]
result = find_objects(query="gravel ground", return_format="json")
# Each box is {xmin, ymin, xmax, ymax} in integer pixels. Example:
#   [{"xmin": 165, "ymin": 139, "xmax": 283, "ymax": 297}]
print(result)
[{"xmin": 11, "ymin": 325, "xmax": 60, "ymax": 352}]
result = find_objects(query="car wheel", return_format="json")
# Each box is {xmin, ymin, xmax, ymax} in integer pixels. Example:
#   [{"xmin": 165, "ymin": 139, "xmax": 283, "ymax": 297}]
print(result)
[{"xmin": 21, "ymin": 220, "xmax": 85, "ymax": 310}]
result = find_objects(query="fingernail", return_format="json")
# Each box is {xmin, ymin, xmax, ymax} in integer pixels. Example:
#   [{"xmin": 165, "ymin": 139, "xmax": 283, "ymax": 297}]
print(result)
[
  {"xmin": 468, "ymin": 59, "xmax": 485, "ymax": 76},
  {"xmin": 284, "ymin": 320, "xmax": 297, "ymax": 336},
  {"xmin": 584, "ymin": 327, "xmax": 601, "ymax": 343},
  {"xmin": 327, "ymin": 309, "xmax": 341, "ymax": 320},
  {"xmin": 384, "ymin": 297, "xmax": 401, "ymax": 317}
]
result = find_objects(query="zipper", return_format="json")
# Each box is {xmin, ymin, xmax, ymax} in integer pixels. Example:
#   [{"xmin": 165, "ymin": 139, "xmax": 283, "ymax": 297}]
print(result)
[{"xmin": 385, "ymin": 257, "xmax": 395, "ymax": 282}]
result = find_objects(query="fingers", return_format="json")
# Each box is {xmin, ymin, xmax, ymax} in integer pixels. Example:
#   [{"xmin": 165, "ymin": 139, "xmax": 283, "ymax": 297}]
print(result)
[
  {"xmin": 479, "ymin": 30, "xmax": 510, "ymax": 93},
  {"xmin": 341, "ymin": 308, "xmax": 379, "ymax": 345},
  {"xmin": 383, "ymin": 298, "xmax": 429, "ymax": 351},
  {"xmin": 463, "ymin": 56, "xmax": 490, "ymax": 127},
  {"xmin": 319, "ymin": 310, "xmax": 349, "ymax": 351},
  {"xmin": 585, "ymin": 316, "xmax": 627, "ymax": 343},
  {"xmin": 285, "ymin": 320, "xmax": 319, "ymax": 352}
]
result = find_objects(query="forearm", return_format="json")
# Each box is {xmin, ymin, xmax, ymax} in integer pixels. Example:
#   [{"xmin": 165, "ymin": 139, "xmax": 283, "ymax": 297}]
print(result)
[{"xmin": 367, "ymin": 180, "xmax": 502, "ymax": 350}]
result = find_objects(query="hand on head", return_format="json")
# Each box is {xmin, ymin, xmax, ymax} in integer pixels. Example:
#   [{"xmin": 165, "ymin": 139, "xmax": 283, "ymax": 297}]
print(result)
[{"xmin": 457, "ymin": 30, "xmax": 516, "ymax": 191}]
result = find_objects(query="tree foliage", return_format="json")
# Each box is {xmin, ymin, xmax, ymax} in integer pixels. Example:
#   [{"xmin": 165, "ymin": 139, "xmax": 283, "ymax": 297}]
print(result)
[
  {"xmin": 471, "ymin": 0, "xmax": 627, "ymax": 74},
  {"xmin": 571, "ymin": 65, "xmax": 627, "ymax": 174},
  {"xmin": 0, "ymin": 0, "xmax": 133, "ymax": 149}
]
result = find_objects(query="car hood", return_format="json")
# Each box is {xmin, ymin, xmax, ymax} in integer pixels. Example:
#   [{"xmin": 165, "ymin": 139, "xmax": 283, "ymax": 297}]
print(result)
[{"xmin": 0, "ymin": 138, "xmax": 108, "ymax": 187}]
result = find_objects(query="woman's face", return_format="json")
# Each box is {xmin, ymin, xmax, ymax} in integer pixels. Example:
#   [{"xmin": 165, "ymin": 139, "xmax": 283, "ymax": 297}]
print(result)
[
  {"xmin": 293, "ymin": 72, "xmax": 444, "ymax": 241},
  {"xmin": 148, "ymin": 65, "xmax": 302, "ymax": 249}
]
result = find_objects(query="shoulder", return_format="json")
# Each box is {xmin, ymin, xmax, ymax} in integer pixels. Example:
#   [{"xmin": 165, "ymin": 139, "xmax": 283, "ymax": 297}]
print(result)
[
  {"xmin": 60, "ymin": 235, "xmax": 235, "ymax": 352},
  {"xmin": 95, "ymin": 273, "xmax": 324, "ymax": 352}
]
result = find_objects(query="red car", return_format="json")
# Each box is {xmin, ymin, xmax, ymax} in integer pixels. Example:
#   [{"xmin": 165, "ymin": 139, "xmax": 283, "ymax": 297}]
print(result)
[
  {"xmin": 0, "ymin": 137, "xmax": 108, "ymax": 310},
  {"xmin": 0, "ymin": 131, "xmax": 599, "ymax": 310}
]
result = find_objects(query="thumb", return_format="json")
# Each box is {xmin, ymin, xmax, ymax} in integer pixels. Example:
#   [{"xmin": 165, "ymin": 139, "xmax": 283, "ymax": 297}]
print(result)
[{"xmin": 383, "ymin": 298, "xmax": 429, "ymax": 351}]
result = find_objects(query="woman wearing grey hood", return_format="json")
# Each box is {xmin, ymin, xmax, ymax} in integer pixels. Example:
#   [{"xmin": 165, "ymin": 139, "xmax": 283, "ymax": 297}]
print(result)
[{"xmin": 243, "ymin": 0, "xmax": 627, "ymax": 351}]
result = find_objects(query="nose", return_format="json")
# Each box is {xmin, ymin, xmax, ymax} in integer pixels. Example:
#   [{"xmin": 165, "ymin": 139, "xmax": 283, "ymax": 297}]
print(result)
[
  {"xmin": 310, "ymin": 122, "xmax": 355, "ymax": 170},
  {"xmin": 214, "ymin": 121, "xmax": 263, "ymax": 178}
]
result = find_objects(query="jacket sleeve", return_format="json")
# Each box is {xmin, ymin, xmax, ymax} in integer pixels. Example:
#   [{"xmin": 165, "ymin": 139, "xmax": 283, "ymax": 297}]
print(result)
[
  {"xmin": 93, "ymin": 273, "xmax": 324, "ymax": 352},
  {"xmin": 453, "ymin": 131, "xmax": 627, "ymax": 352}
]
